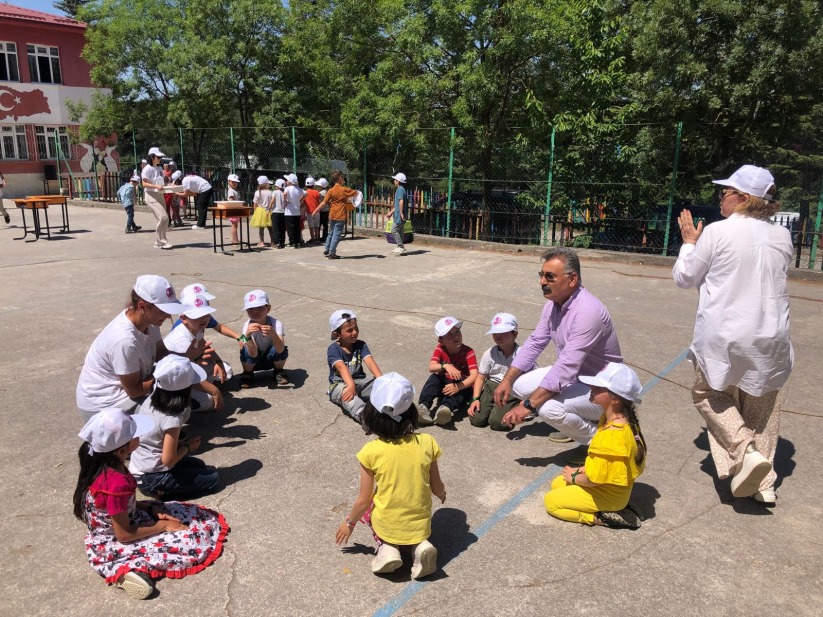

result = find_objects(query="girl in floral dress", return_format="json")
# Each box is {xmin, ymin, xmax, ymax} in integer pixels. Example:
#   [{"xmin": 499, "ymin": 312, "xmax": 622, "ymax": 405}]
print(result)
[{"xmin": 74, "ymin": 408, "xmax": 229, "ymax": 599}]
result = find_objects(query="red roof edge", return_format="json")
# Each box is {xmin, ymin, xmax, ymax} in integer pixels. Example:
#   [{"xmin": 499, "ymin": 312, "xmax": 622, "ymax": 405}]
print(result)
[{"xmin": 0, "ymin": 2, "xmax": 87, "ymax": 29}]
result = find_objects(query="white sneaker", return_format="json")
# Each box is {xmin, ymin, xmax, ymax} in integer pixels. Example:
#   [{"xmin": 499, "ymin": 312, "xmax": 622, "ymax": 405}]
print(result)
[
  {"xmin": 192, "ymin": 224, "xmax": 206, "ymax": 230},
  {"xmin": 753, "ymin": 489, "xmax": 777, "ymax": 504},
  {"xmin": 395, "ymin": 246, "xmax": 406, "ymax": 255},
  {"xmin": 411, "ymin": 540, "xmax": 437, "ymax": 579},
  {"xmin": 433, "ymin": 405, "xmax": 453, "ymax": 425},
  {"xmin": 114, "ymin": 571, "xmax": 154, "ymax": 599},
  {"xmin": 730, "ymin": 445, "xmax": 772, "ymax": 498},
  {"xmin": 153, "ymin": 242, "xmax": 173, "ymax": 249},
  {"xmin": 371, "ymin": 543, "xmax": 402, "ymax": 574}
]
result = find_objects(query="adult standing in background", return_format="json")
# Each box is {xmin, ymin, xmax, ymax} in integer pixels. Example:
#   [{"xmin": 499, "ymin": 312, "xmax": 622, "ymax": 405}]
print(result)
[
  {"xmin": 283, "ymin": 173, "xmax": 304, "ymax": 248},
  {"xmin": 0, "ymin": 169, "xmax": 9, "ymax": 224},
  {"xmin": 182, "ymin": 171, "xmax": 214, "ymax": 230},
  {"xmin": 140, "ymin": 147, "xmax": 173, "ymax": 249},
  {"xmin": 673, "ymin": 165, "xmax": 793, "ymax": 504},
  {"xmin": 387, "ymin": 172, "xmax": 408, "ymax": 256}
]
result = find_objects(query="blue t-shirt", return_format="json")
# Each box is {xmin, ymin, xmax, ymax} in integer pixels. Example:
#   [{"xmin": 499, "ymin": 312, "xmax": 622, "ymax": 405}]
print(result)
[
  {"xmin": 171, "ymin": 316, "xmax": 218, "ymax": 330},
  {"xmin": 327, "ymin": 340, "xmax": 372, "ymax": 387},
  {"xmin": 117, "ymin": 183, "xmax": 136, "ymax": 208},
  {"xmin": 393, "ymin": 186, "xmax": 407, "ymax": 223}
]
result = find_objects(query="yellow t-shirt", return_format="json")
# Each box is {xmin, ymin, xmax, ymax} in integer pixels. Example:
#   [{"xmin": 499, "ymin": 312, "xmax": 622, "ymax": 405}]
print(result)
[
  {"xmin": 584, "ymin": 417, "xmax": 645, "ymax": 487},
  {"xmin": 357, "ymin": 433, "xmax": 442, "ymax": 545}
]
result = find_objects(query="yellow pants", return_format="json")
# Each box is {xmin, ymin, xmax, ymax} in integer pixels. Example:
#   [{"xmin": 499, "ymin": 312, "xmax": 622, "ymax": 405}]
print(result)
[{"xmin": 544, "ymin": 475, "xmax": 631, "ymax": 526}]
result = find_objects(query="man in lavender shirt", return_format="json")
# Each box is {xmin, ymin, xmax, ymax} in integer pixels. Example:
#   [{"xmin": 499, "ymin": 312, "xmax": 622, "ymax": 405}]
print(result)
[{"xmin": 496, "ymin": 248, "xmax": 622, "ymax": 450}]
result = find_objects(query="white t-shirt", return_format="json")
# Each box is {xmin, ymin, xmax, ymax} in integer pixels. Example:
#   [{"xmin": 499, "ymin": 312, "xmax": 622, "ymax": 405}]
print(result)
[
  {"xmin": 253, "ymin": 189, "xmax": 273, "ymax": 210},
  {"xmin": 76, "ymin": 311, "xmax": 161, "ymax": 412},
  {"xmin": 478, "ymin": 343, "xmax": 532, "ymax": 383},
  {"xmin": 163, "ymin": 323, "xmax": 203, "ymax": 355},
  {"xmin": 283, "ymin": 185, "xmax": 304, "ymax": 216},
  {"xmin": 242, "ymin": 316, "xmax": 284, "ymax": 354},
  {"xmin": 271, "ymin": 189, "xmax": 285, "ymax": 214},
  {"xmin": 227, "ymin": 186, "xmax": 240, "ymax": 201},
  {"xmin": 141, "ymin": 165, "xmax": 164, "ymax": 194},
  {"xmin": 182, "ymin": 175, "xmax": 212, "ymax": 194},
  {"xmin": 128, "ymin": 397, "xmax": 191, "ymax": 475}
]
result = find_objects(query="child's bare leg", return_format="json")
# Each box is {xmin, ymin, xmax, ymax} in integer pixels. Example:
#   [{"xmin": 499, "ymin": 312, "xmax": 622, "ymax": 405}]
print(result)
[{"xmin": 231, "ymin": 221, "xmax": 239, "ymax": 243}]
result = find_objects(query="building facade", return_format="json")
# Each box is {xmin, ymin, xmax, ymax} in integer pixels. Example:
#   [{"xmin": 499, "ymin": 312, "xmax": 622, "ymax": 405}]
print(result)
[{"xmin": 0, "ymin": 3, "xmax": 117, "ymax": 198}]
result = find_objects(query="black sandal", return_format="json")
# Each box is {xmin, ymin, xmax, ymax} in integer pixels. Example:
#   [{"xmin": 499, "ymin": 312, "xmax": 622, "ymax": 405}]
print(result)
[{"xmin": 598, "ymin": 508, "xmax": 642, "ymax": 529}]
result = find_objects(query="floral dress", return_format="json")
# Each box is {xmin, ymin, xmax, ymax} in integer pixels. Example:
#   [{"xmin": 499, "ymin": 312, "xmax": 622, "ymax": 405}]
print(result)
[{"xmin": 83, "ymin": 468, "xmax": 229, "ymax": 583}]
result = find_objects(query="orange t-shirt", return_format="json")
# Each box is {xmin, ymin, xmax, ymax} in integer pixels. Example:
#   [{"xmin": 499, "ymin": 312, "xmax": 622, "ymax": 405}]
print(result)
[
  {"xmin": 324, "ymin": 184, "xmax": 359, "ymax": 221},
  {"xmin": 303, "ymin": 188, "xmax": 321, "ymax": 214}
]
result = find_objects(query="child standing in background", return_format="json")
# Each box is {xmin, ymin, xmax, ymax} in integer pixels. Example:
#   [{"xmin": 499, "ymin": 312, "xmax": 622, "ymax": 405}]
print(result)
[
  {"xmin": 417, "ymin": 316, "xmax": 478, "ymax": 426},
  {"xmin": 272, "ymin": 178, "xmax": 286, "ymax": 249},
  {"xmin": 117, "ymin": 174, "xmax": 143, "ymax": 234},
  {"xmin": 227, "ymin": 173, "xmax": 241, "ymax": 244},
  {"xmin": 303, "ymin": 177, "xmax": 322, "ymax": 245},
  {"xmin": 316, "ymin": 177, "xmax": 329, "ymax": 241},
  {"xmin": 252, "ymin": 176, "xmax": 275, "ymax": 247},
  {"xmin": 387, "ymin": 172, "xmax": 408, "ymax": 255},
  {"xmin": 318, "ymin": 170, "xmax": 360, "ymax": 259},
  {"xmin": 335, "ymin": 373, "xmax": 445, "ymax": 579},
  {"xmin": 283, "ymin": 173, "xmax": 304, "ymax": 248}
]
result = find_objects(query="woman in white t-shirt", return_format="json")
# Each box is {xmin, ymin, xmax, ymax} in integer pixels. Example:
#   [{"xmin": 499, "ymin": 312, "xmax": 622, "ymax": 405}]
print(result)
[
  {"xmin": 140, "ymin": 147, "xmax": 173, "ymax": 249},
  {"xmin": 75, "ymin": 275, "xmax": 185, "ymax": 422}
]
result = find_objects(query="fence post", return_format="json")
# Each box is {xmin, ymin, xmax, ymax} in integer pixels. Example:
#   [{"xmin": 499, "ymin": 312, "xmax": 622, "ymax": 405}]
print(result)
[
  {"xmin": 662, "ymin": 121, "xmax": 683, "ymax": 256},
  {"xmin": 291, "ymin": 127, "xmax": 297, "ymax": 176},
  {"xmin": 543, "ymin": 125, "xmax": 556, "ymax": 245},
  {"xmin": 178, "ymin": 128, "xmax": 185, "ymax": 172},
  {"xmin": 809, "ymin": 179, "xmax": 823, "ymax": 269},
  {"xmin": 230, "ymin": 127, "xmax": 236, "ymax": 173},
  {"xmin": 361, "ymin": 142, "xmax": 367, "ymax": 227},
  {"xmin": 131, "ymin": 128, "xmax": 137, "ymax": 172},
  {"xmin": 446, "ymin": 127, "xmax": 455, "ymax": 236}
]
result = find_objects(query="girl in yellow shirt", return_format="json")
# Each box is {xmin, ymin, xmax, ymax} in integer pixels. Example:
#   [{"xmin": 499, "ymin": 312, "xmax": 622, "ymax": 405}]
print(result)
[
  {"xmin": 335, "ymin": 373, "xmax": 447, "ymax": 579},
  {"xmin": 544, "ymin": 362, "xmax": 647, "ymax": 529}
]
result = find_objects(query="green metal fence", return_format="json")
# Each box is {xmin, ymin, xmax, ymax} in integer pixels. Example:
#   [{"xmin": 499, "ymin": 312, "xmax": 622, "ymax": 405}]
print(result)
[{"xmin": 75, "ymin": 123, "xmax": 823, "ymax": 269}]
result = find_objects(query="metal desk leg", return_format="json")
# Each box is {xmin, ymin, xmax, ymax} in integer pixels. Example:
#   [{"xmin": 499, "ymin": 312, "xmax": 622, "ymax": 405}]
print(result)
[
  {"xmin": 212, "ymin": 214, "xmax": 218, "ymax": 253},
  {"xmin": 15, "ymin": 207, "xmax": 29, "ymax": 241},
  {"xmin": 43, "ymin": 207, "xmax": 51, "ymax": 239}
]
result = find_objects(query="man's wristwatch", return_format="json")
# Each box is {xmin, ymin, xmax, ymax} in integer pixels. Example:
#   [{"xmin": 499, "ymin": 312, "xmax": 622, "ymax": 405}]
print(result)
[{"xmin": 523, "ymin": 399, "xmax": 536, "ymax": 413}]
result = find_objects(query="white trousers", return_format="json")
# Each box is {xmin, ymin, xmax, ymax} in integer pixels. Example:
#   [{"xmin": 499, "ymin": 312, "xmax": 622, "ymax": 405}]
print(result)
[{"xmin": 512, "ymin": 366, "xmax": 602, "ymax": 444}]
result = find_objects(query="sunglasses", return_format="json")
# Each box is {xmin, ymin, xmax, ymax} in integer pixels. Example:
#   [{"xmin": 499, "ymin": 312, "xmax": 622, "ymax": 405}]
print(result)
[
  {"xmin": 538, "ymin": 271, "xmax": 570, "ymax": 282},
  {"xmin": 720, "ymin": 188, "xmax": 743, "ymax": 199}
]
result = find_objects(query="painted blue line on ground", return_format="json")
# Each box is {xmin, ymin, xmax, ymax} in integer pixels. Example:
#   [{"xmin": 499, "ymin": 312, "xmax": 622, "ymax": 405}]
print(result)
[{"xmin": 372, "ymin": 348, "xmax": 690, "ymax": 617}]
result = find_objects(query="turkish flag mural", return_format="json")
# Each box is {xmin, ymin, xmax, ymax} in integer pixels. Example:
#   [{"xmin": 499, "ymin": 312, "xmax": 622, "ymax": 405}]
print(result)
[{"xmin": 0, "ymin": 86, "xmax": 51, "ymax": 121}]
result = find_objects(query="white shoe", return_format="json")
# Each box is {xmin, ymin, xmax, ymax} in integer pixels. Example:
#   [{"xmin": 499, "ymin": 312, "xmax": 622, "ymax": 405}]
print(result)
[
  {"xmin": 192, "ymin": 224, "xmax": 206, "ymax": 230},
  {"xmin": 730, "ymin": 445, "xmax": 772, "ymax": 498},
  {"xmin": 395, "ymin": 246, "xmax": 406, "ymax": 255},
  {"xmin": 433, "ymin": 405, "xmax": 453, "ymax": 426},
  {"xmin": 371, "ymin": 543, "xmax": 402, "ymax": 574},
  {"xmin": 114, "ymin": 571, "xmax": 154, "ymax": 599},
  {"xmin": 753, "ymin": 489, "xmax": 777, "ymax": 504},
  {"xmin": 153, "ymin": 242, "xmax": 173, "ymax": 249},
  {"xmin": 411, "ymin": 540, "xmax": 437, "ymax": 579}
]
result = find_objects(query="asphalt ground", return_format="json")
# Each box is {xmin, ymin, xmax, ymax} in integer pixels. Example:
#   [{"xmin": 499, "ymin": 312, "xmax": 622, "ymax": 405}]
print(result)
[{"xmin": 1, "ymin": 203, "xmax": 821, "ymax": 616}]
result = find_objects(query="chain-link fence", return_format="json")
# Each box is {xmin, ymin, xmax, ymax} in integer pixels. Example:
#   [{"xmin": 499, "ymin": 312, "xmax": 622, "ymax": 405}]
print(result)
[{"xmin": 58, "ymin": 124, "xmax": 823, "ymax": 269}]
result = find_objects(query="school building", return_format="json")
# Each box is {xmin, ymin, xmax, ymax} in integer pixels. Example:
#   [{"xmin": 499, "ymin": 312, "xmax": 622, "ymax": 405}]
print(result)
[{"xmin": 0, "ymin": 2, "xmax": 117, "ymax": 198}]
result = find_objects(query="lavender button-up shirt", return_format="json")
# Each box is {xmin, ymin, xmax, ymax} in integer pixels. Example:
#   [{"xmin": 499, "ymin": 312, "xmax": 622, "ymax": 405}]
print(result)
[{"xmin": 511, "ymin": 286, "xmax": 622, "ymax": 393}]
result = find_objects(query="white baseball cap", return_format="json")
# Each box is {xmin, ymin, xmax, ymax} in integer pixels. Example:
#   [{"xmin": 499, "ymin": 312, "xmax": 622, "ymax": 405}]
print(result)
[
  {"xmin": 435, "ymin": 316, "xmax": 462, "ymax": 337},
  {"xmin": 180, "ymin": 283, "xmax": 215, "ymax": 301},
  {"xmin": 274, "ymin": 178, "xmax": 286, "ymax": 189},
  {"xmin": 712, "ymin": 165, "xmax": 776, "ymax": 201},
  {"xmin": 578, "ymin": 362, "xmax": 643, "ymax": 404},
  {"xmin": 227, "ymin": 173, "xmax": 240, "ymax": 183},
  {"xmin": 133, "ymin": 275, "xmax": 184, "ymax": 314},
  {"xmin": 244, "ymin": 289, "xmax": 269, "ymax": 309},
  {"xmin": 284, "ymin": 173, "xmax": 298, "ymax": 184},
  {"xmin": 329, "ymin": 308, "xmax": 356, "ymax": 332},
  {"xmin": 486, "ymin": 312, "xmax": 518, "ymax": 335},
  {"xmin": 141, "ymin": 159, "xmax": 148, "ymax": 164},
  {"xmin": 130, "ymin": 174, "xmax": 140, "ymax": 182},
  {"xmin": 171, "ymin": 170, "xmax": 182, "ymax": 182},
  {"xmin": 305, "ymin": 177, "xmax": 315, "ymax": 187},
  {"xmin": 257, "ymin": 175, "xmax": 271, "ymax": 186},
  {"xmin": 316, "ymin": 178, "xmax": 328, "ymax": 188},
  {"xmin": 391, "ymin": 172, "xmax": 407, "ymax": 183},
  {"xmin": 179, "ymin": 293, "xmax": 216, "ymax": 319},
  {"xmin": 79, "ymin": 407, "xmax": 154, "ymax": 454},
  {"xmin": 148, "ymin": 147, "xmax": 165, "ymax": 158},
  {"xmin": 370, "ymin": 372, "xmax": 415, "ymax": 421},
  {"xmin": 154, "ymin": 354, "xmax": 207, "ymax": 391}
]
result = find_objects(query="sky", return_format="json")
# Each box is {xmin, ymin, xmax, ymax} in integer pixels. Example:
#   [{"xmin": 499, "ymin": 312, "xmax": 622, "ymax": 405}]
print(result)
[{"xmin": 8, "ymin": 0, "xmax": 67, "ymax": 17}]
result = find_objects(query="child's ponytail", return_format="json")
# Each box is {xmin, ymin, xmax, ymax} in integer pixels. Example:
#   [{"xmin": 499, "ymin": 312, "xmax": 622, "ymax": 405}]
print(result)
[
  {"xmin": 72, "ymin": 442, "xmax": 119, "ymax": 521},
  {"xmin": 623, "ymin": 401, "xmax": 647, "ymax": 466}
]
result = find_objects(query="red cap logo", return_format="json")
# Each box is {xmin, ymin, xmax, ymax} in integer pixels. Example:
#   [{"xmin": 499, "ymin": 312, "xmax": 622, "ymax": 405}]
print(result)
[
  {"xmin": 248, "ymin": 293, "xmax": 256, "ymax": 301},
  {"xmin": 194, "ymin": 298, "xmax": 204, "ymax": 308}
]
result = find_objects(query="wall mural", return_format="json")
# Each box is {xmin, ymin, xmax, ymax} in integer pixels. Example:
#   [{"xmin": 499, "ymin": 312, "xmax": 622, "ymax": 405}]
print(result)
[
  {"xmin": 0, "ymin": 86, "xmax": 51, "ymax": 121},
  {"xmin": 79, "ymin": 133, "xmax": 119, "ymax": 173}
]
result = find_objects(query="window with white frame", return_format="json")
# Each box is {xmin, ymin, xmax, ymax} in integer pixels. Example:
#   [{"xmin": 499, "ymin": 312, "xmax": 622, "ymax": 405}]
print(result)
[
  {"xmin": 27, "ymin": 44, "xmax": 61, "ymax": 84},
  {"xmin": 0, "ymin": 125, "xmax": 28, "ymax": 160},
  {"xmin": 0, "ymin": 42, "xmax": 19, "ymax": 81},
  {"xmin": 35, "ymin": 126, "xmax": 69, "ymax": 160}
]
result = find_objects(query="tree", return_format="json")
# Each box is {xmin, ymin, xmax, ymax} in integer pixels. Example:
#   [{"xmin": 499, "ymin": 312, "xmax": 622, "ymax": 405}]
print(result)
[{"xmin": 54, "ymin": 0, "xmax": 90, "ymax": 18}]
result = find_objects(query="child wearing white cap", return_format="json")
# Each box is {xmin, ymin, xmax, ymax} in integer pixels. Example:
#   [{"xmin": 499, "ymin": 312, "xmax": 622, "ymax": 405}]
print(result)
[
  {"xmin": 303, "ymin": 177, "xmax": 322, "ymax": 245},
  {"xmin": 74, "ymin": 408, "xmax": 229, "ymax": 599},
  {"xmin": 316, "ymin": 177, "xmax": 330, "ymax": 241},
  {"xmin": 163, "ymin": 293, "xmax": 229, "ymax": 411},
  {"xmin": 272, "ymin": 178, "xmax": 287, "ymax": 249},
  {"xmin": 544, "ymin": 362, "xmax": 647, "ymax": 529},
  {"xmin": 171, "ymin": 283, "xmax": 242, "ymax": 343},
  {"xmin": 117, "ymin": 174, "xmax": 143, "ymax": 234},
  {"xmin": 251, "ymin": 176, "xmax": 275, "ymax": 247},
  {"xmin": 129, "ymin": 355, "xmax": 220, "ymax": 499},
  {"xmin": 416, "ymin": 316, "xmax": 479, "ymax": 426},
  {"xmin": 226, "ymin": 173, "xmax": 242, "ymax": 243},
  {"xmin": 387, "ymin": 172, "xmax": 408, "ymax": 255},
  {"xmin": 327, "ymin": 309, "xmax": 383, "ymax": 428},
  {"xmin": 283, "ymin": 173, "xmax": 305, "ymax": 248},
  {"xmin": 239, "ymin": 289, "xmax": 289, "ymax": 388},
  {"xmin": 335, "ymin": 373, "xmax": 446, "ymax": 580},
  {"xmin": 468, "ymin": 313, "xmax": 537, "ymax": 430}
]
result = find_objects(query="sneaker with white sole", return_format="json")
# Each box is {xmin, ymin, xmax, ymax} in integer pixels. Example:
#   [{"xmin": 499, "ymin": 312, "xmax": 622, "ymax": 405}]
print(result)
[
  {"xmin": 371, "ymin": 543, "xmax": 403, "ymax": 574},
  {"xmin": 548, "ymin": 432, "xmax": 574, "ymax": 443},
  {"xmin": 730, "ymin": 445, "xmax": 772, "ymax": 498},
  {"xmin": 433, "ymin": 405, "xmax": 453, "ymax": 425},
  {"xmin": 192, "ymin": 224, "xmax": 206, "ymax": 230},
  {"xmin": 416, "ymin": 403, "xmax": 434, "ymax": 426},
  {"xmin": 114, "ymin": 571, "xmax": 154, "ymax": 599},
  {"xmin": 753, "ymin": 489, "xmax": 777, "ymax": 504},
  {"xmin": 394, "ymin": 247, "xmax": 406, "ymax": 255},
  {"xmin": 411, "ymin": 540, "xmax": 438, "ymax": 579}
]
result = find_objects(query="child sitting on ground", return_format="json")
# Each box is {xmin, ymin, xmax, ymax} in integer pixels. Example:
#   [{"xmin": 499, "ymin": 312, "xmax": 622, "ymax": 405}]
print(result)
[
  {"xmin": 543, "ymin": 362, "xmax": 647, "ymax": 529},
  {"xmin": 416, "ymin": 316, "xmax": 478, "ymax": 426},
  {"xmin": 327, "ymin": 309, "xmax": 383, "ymax": 428},
  {"xmin": 239, "ymin": 289, "xmax": 289, "ymax": 388},
  {"xmin": 129, "ymin": 355, "xmax": 220, "ymax": 499},
  {"xmin": 468, "ymin": 312, "xmax": 536, "ymax": 431},
  {"xmin": 74, "ymin": 408, "xmax": 228, "ymax": 600},
  {"xmin": 335, "ymin": 372, "xmax": 446, "ymax": 579},
  {"xmin": 163, "ymin": 294, "xmax": 230, "ymax": 411}
]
